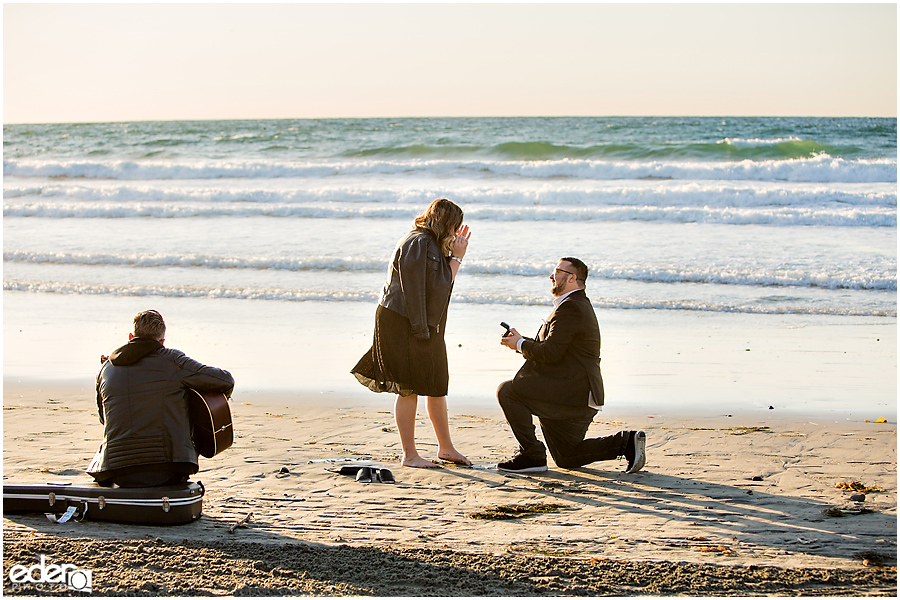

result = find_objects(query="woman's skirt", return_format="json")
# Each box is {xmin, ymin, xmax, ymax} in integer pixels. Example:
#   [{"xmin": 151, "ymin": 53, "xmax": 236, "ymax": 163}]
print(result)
[{"xmin": 351, "ymin": 304, "xmax": 449, "ymax": 397}]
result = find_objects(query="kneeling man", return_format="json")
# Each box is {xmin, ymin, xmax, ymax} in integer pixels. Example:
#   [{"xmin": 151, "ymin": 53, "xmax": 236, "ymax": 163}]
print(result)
[{"xmin": 497, "ymin": 257, "xmax": 645, "ymax": 474}]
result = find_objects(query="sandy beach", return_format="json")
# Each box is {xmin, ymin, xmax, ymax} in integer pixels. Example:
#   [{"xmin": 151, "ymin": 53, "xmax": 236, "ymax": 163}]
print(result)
[
  {"xmin": 3, "ymin": 289, "xmax": 897, "ymax": 596},
  {"xmin": 2, "ymin": 377, "xmax": 896, "ymax": 596}
]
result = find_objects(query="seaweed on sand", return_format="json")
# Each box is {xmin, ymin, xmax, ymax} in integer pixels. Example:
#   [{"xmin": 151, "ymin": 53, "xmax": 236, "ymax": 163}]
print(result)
[
  {"xmin": 836, "ymin": 481, "xmax": 885, "ymax": 493},
  {"xmin": 468, "ymin": 502, "xmax": 565, "ymax": 520}
]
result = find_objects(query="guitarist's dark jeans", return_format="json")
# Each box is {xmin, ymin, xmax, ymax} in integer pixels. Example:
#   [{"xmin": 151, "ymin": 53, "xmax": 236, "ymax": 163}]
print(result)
[
  {"xmin": 114, "ymin": 471, "xmax": 189, "ymax": 488},
  {"xmin": 96, "ymin": 463, "xmax": 193, "ymax": 488}
]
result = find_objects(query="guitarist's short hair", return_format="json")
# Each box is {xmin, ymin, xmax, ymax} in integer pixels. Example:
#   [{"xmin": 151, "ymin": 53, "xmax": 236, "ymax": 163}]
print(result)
[{"xmin": 134, "ymin": 310, "xmax": 166, "ymax": 341}]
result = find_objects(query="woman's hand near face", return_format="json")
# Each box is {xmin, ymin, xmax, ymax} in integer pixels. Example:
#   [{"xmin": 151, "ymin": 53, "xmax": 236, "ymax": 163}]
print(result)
[{"xmin": 452, "ymin": 224, "xmax": 471, "ymax": 258}]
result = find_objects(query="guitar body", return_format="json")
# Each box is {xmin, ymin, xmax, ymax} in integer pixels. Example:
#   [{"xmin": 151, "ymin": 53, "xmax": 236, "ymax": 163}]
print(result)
[{"xmin": 186, "ymin": 389, "xmax": 233, "ymax": 458}]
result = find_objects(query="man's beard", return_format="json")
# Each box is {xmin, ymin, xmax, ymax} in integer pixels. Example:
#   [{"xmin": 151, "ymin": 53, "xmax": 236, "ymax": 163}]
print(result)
[{"xmin": 551, "ymin": 279, "xmax": 565, "ymax": 297}]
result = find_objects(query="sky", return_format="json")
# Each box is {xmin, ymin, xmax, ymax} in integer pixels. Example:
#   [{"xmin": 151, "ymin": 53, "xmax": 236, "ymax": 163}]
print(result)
[{"xmin": 3, "ymin": 2, "xmax": 897, "ymax": 124}]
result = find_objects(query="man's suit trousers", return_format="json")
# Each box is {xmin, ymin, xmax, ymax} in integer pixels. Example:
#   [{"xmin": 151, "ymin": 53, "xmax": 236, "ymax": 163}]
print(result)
[{"xmin": 497, "ymin": 379, "xmax": 628, "ymax": 469}]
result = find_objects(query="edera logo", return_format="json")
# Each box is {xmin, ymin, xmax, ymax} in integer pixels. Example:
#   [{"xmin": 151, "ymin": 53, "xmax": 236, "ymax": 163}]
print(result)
[{"xmin": 7, "ymin": 554, "xmax": 92, "ymax": 593}]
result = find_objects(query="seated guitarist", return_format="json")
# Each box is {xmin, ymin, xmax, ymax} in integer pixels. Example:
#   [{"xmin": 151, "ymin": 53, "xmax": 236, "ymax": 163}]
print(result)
[{"xmin": 88, "ymin": 310, "xmax": 234, "ymax": 487}]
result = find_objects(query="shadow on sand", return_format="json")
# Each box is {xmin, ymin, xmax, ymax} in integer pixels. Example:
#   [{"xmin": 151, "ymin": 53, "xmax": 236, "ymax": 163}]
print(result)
[{"xmin": 3, "ymin": 467, "xmax": 897, "ymax": 596}]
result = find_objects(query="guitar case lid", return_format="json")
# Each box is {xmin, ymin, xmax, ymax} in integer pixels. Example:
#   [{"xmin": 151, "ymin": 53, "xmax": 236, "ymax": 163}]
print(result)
[{"xmin": 3, "ymin": 480, "xmax": 204, "ymax": 525}]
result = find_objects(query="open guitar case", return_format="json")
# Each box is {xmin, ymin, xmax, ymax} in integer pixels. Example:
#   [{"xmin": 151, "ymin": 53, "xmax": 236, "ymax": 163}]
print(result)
[{"xmin": 3, "ymin": 480, "xmax": 204, "ymax": 525}]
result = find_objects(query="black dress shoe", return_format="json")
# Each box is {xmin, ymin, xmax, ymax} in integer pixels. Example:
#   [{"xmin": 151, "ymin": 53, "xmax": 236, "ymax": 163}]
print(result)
[{"xmin": 497, "ymin": 453, "xmax": 548, "ymax": 473}]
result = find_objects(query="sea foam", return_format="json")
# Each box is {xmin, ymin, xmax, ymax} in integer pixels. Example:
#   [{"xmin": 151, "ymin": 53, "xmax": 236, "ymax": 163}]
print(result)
[
  {"xmin": 6, "ymin": 250, "xmax": 894, "ymax": 291},
  {"xmin": 4, "ymin": 279, "xmax": 893, "ymax": 317},
  {"xmin": 4, "ymin": 154, "xmax": 896, "ymax": 183}
]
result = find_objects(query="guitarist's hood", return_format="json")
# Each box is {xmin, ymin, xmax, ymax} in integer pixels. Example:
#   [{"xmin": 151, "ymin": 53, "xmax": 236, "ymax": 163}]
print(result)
[{"xmin": 109, "ymin": 337, "xmax": 163, "ymax": 366}]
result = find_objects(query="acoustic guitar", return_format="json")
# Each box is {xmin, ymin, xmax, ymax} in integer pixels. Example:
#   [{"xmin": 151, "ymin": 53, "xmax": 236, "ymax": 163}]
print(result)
[{"xmin": 186, "ymin": 388, "xmax": 234, "ymax": 458}]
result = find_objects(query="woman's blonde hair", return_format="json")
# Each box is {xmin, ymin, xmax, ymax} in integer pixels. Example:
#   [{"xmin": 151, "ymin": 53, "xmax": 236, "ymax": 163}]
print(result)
[{"xmin": 414, "ymin": 198, "xmax": 464, "ymax": 255}]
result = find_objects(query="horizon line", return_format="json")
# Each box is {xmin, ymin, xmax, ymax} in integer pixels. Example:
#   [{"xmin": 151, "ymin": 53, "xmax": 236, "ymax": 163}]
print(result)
[{"xmin": 6, "ymin": 114, "xmax": 897, "ymax": 126}]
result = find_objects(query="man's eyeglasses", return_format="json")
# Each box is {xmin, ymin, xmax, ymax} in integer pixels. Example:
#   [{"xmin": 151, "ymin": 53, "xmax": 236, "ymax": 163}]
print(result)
[{"xmin": 552, "ymin": 268, "xmax": 576, "ymax": 277}]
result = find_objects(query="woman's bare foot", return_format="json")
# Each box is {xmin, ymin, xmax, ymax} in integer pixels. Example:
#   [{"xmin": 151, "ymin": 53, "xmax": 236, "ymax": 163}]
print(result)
[
  {"xmin": 437, "ymin": 449, "xmax": 472, "ymax": 466},
  {"xmin": 402, "ymin": 456, "xmax": 441, "ymax": 468}
]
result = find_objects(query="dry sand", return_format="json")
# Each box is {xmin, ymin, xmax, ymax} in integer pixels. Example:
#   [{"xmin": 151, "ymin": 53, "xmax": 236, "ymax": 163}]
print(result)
[{"xmin": 2, "ymin": 381, "xmax": 897, "ymax": 596}]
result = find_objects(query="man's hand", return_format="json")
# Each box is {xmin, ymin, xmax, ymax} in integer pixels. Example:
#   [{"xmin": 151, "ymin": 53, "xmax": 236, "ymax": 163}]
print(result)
[{"xmin": 500, "ymin": 327, "xmax": 523, "ymax": 350}]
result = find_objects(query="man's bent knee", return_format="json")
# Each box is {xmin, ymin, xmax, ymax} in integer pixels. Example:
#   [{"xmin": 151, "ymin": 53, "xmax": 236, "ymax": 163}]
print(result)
[{"xmin": 496, "ymin": 379, "xmax": 515, "ymax": 407}]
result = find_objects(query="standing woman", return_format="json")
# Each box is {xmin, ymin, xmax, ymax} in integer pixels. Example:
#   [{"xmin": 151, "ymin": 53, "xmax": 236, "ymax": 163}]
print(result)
[{"xmin": 352, "ymin": 198, "xmax": 472, "ymax": 468}]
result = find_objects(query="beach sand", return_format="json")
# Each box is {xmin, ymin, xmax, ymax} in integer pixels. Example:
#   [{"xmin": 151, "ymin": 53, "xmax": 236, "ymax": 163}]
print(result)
[{"xmin": 2, "ymin": 379, "xmax": 897, "ymax": 596}]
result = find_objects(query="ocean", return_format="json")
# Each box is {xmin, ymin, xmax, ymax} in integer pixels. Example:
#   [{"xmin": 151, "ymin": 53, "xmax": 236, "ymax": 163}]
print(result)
[{"xmin": 3, "ymin": 117, "xmax": 897, "ymax": 417}]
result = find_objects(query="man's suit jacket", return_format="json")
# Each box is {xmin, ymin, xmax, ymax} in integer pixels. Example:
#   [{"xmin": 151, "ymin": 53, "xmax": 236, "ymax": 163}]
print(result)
[{"xmin": 514, "ymin": 289, "xmax": 605, "ymax": 408}]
